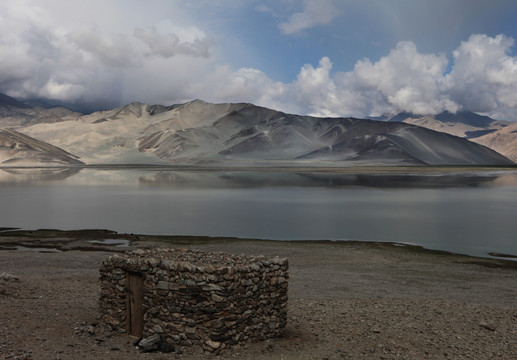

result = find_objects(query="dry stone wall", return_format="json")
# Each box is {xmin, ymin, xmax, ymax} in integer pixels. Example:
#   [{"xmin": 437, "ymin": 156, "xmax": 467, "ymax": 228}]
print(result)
[{"xmin": 99, "ymin": 248, "xmax": 288, "ymax": 352}]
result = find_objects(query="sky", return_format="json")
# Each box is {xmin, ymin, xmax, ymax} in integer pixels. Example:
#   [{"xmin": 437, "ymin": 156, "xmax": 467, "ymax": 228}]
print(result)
[{"xmin": 2, "ymin": 0, "xmax": 517, "ymax": 120}]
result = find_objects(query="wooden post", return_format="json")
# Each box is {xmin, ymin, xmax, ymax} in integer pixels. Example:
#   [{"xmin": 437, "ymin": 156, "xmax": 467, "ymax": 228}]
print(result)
[{"xmin": 126, "ymin": 272, "xmax": 144, "ymax": 337}]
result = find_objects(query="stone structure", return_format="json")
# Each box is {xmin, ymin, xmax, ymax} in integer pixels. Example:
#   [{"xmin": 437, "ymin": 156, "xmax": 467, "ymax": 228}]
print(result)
[{"xmin": 99, "ymin": 248, "xmax": 288, "ymax": 352}]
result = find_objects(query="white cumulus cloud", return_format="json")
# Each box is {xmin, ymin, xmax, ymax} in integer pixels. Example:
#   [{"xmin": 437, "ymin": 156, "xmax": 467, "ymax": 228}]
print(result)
[
  {"xmin": 222, "ymin": 34, "xmax": 517, "ymax": 121},
  {"xmin": 347, "ymin": 41, "xmax": 460, "ymax": 116},
  {"xmin": 445, "ymin": 34, "xmax": 517, "ymax": 117},
  {"xmin": 253, "ymin": 42, "xmax": 460, "ymax": 118}
]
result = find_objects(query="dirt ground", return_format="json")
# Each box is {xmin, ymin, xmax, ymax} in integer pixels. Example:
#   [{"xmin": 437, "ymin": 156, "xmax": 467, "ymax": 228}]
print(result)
[{"xmin": 1, "ymin": 231, "xmax": 516, "ymax": 359}]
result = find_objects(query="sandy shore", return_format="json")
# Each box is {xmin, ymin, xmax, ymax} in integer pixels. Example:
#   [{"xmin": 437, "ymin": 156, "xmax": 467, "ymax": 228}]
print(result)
[{"xmin": 1, "ymin": 231, "xmax": 516, "ymax": 359}]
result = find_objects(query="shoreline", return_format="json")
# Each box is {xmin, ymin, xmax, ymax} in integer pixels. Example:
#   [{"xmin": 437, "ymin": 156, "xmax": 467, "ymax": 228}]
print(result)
[
  {"xmin": 1, "ymin": 163, "xmax": 516, "ymax": 172},
  {"xmin": 1, "ymin": 228, "xmax": 517, "ymax": 266}
]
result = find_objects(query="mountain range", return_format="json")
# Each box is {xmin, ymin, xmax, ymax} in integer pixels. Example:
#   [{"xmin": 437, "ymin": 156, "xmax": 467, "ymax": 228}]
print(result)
[
  {"xmin": 0, "ymin": 93, "xmax": 514, "ymax": 167},
  {"xmin": 374, "ymin": 111, "xmax": 517, "ymax": 162}
]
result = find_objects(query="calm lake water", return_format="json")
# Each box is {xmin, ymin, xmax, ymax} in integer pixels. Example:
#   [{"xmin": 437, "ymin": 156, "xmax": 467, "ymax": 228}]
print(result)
[{"xmin": 1, "ymin": 167, "xmax": 517, "ymax": 259}]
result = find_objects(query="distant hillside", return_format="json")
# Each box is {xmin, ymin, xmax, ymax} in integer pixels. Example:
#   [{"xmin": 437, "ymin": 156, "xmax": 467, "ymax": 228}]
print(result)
[
  {"xmin": 0, "ymin": 93, "xmax": 513, "ymax": 166},
  {"xmin": 434, "ymin": 111, "xmax": 499, "ymax": 129},
  {"xmin": 0, "ymin": 93, "xmax": 31, "ymax": 109},
  {"xmin": 474, "ymin": 122, "xmax": 517, "ymax": 163},
  {"xmin": 0, "ymin": 128, "xmax": 84, "ymax": 166},
  {"xmin": 0, "ymin": 92, "xmax": 83, "ymax": 128},
  {"xmin": 3, "ymin": 99, "xmax": 508, "ymax": 166},
  {"xmin": 377, "ymin": 111, "xmax": 516, "ymax": 162}
]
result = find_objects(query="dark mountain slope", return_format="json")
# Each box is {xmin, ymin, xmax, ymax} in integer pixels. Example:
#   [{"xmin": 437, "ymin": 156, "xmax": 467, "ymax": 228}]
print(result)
[
  {"xmin": 1, "ymin": 98, "xmax": 513, "ymax": 166},
  {"xmin": 138, "ymin": 102, "xmax": 513, "ymax": 166},
  {"xmin": 0, "ymin": 93, "xmax": 30, "ymax": 109},
  {"xmin": 0, "ymin": 129, "xmax": 84, "ymax": 166},
  {"xmin": 373, "ymin": 110, "xmax": 515, "ymax": 162}
]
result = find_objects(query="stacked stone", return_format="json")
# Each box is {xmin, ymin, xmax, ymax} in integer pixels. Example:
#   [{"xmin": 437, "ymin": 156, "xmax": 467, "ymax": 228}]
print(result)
[
  {"xmin": 98, "ymin": 266, "xmax": 128, "ymax": 333},
  {"xmin": 99, "ymin": 248, "xmax": 288, "ymax": 352}
]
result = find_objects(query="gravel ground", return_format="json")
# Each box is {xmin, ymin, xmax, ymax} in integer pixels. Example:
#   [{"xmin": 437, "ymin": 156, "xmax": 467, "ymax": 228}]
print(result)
[{"xmin": 1, "ymin": 235, "xmax": 516, "ymax": 359}]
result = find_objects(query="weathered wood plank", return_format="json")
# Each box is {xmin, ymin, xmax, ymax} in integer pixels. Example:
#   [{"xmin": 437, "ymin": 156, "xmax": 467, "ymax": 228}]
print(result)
[{"xmin": 127, "ymin": 272, "xmax": 144, "ymax": 337}]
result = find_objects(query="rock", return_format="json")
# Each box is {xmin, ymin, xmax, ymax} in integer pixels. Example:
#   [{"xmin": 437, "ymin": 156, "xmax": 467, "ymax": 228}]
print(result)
[
  {"xmin": 0, "ymin": 273, "xmax": 19, "ymax": 282},
  {"xmin": 156, "ymin": 281, "xmax": 169, "ymax": 290},
  {"xmin": 138, "ymin": 334, "xmax": 162, "ymax": 352},
  {"xmin": 177, "ymin": 261, "xmax": 194, "ymax": 272},
  {"xmin": 206, "ymin": 340, "xmax": 221, "ymax": 350},
  {"xmin": 86, "ymin": 325, "xmax": 96, "ymax": 335},
  {"xmin": 203, "ymin": 283, "xmax": 223, "ymax": 292},
  {"xmin": 153, "ymin": 325, "xmax": 164, "ymax": 334},
  {"xmin": 159, "ymin": 342, "xmax": 175, "ymax": 353},
  {"xmin": 161, "ymin": 259, "xmax": 176, "ymax": 270},
  {"xmin": 185, "ymin": 279, "xmax": 196, "ymax": 287},
  {"xmin": 272, "ymin": 257, "xmax": 281, "ymax": 265},
  {"xmin": 479, "ymin": 322, "xmax": 496, "ymax": 331},
  {"xmin": 211, "ymin": 293, "xmax": 225, "ymax": 302}
]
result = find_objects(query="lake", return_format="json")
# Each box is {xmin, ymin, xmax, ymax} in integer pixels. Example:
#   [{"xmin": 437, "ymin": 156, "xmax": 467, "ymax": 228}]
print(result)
[{"xmin": 1, "ymin": 166, "xmax": 516, "ymax": 259}]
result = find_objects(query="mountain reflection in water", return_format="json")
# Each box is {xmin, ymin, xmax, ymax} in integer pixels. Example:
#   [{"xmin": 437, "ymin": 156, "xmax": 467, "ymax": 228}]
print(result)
[
  {"xmin": 137, "ymin": 170, "xmax": 511, "ymax": 189},
  {"xmin": 0, "ymin": 166, "xmax": 515, "ymax": 189},
  {"xmin": 1, "ymin": 166, "xmax": 516, "ymax": 260}
]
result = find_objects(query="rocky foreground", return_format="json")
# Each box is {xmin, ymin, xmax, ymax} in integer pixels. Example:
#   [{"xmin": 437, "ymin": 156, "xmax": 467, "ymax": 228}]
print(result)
[{"xmin": 1, "ymin": 233, "xmax": 516, "ymax": 359}]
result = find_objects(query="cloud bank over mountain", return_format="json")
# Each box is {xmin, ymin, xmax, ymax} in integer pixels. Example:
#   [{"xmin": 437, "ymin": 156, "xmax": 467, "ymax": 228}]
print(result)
[
  {"xmin": 206, "ymin": 35, "xmax": 517, "ymax": 121},
  {"xmin": 294, "ymin": 35, "xmax": 517, "ymax": 120},
  {"xmin": 1, "ymin": 1, "xmax": 517, "ymax": 120}
]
